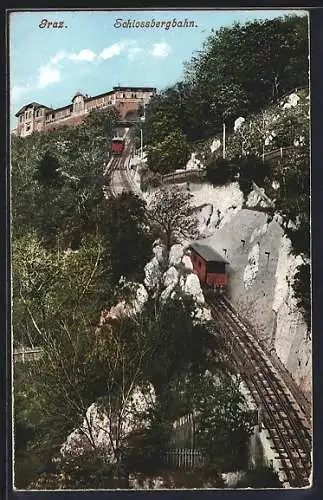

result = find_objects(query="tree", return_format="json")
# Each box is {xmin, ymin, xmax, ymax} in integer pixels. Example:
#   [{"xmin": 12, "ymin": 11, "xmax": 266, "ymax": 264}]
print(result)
[
  {"xmin": 147, "ymin": 186, "xmax": 199, "ymax": 251},
  {"xmin": 137, "ymin": 295, "xmax": 211, "ymax": 397},
  {"xmin": 12, "ymin": 106, "xmax": 118, "ymax": 249},
  {"xmin": 146, "ymin": 129, "xmax": 191, "ymax": 174},
  {"xmin": 185, "ymin": 15, "xmax": 308, "ymax": 117},
  {"xmin": 206, "ymin": 157, "xmax": 239, "ymax": 186},
  {"xmin": 81, "ymin": 107, "xmax": 119, "ymax": 138},
  {"xmin": 101, "ymin": 192, "xmax": 153, "ymax": 284},
  {"xmin": 187, "ymin": 371, "xmax": 254, "ymax": 471},
  {"xmin": 12, "ymin": 232, "xmax": 113, "ymax": 348},
  {"xmin": 236, "ymin": 464, "xmax": 282, "ymax": 488},
  {"xmin": 292, "ymin": 262, "xmax": 311, "ymax": 330},
  {"xmin": 215, "ymin": 83, "xmax": 249, "ymax": 130},
  {"xmin": 35, "ymin": 151, "xmax": 64, "ymax": 188}
]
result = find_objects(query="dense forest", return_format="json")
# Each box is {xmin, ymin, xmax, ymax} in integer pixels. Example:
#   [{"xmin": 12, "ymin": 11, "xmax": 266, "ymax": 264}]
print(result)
[
  {"xmin": 143, "ymin": 14, "xmax": 308, "ymax": 167},
  {"xmin": 11, "ymin": 13, "xmax": 309, "ymax": 489}
]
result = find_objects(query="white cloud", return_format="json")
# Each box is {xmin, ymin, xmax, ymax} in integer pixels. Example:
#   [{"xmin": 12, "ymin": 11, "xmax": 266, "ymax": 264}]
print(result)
[
  {"xmin": 38, "ymin": 64, "xmax": 61, "ymax": 88},
  {"xmin": 127, "ymin": 46, "xmax": 144, "ymax": 61},
  {"xmin": 68, "ymin": 49, "xmax": 97, "ymax": 62},
  {"xmin": 99, "ymin": 42, "xmax": 126, "ymax": 60},
  {"xmin": 11, "ymin": 84, "xmax": 31, "ymax": 102},
  {"xmin": 150, "ymin": 42, "xmax": 171, "ymax": 58},
  {"xmin": 99, "ymin": 40, "xmax": 136, "ymax": 60},
  {"xmin": 50, "ymin": 51, "xmax": 67, "ymax": 64}
]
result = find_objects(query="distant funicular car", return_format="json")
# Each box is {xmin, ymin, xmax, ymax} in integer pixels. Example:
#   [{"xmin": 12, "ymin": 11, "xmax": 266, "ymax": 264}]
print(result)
[
  {"xmin": 111, "ymin": 137, "xmax": 125, "ymax": 155},
  {"xmin": 189, "ymin": 241, "xmax": 229, "ymax": 290}
]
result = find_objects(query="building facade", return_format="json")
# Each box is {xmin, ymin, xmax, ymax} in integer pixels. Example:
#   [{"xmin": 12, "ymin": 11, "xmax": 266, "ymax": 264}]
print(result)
[{"xmin": 13, "ymin": 86, "xmax": 156, "ymax": 138}]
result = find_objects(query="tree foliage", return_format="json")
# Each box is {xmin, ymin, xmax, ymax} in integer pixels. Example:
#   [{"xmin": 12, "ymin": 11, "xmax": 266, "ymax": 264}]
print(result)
[
  {"xmin": 147, "ymin": 186, "xmax": 199, "ymax": 250},
  {"xmin": 11, "ymin": 108, "xmax": 117, "ymax": 247},
  {"xmin": 146, "ymin": 129, "xmax": 191, "ymax": 174},
  {"xmin": 187, "ymin": 372, "xmax": 254, "ymax": 471},
  {"xmin": 101, "ymin": 192, "xmax": 153, "ymax": 284},
  {"xmin": 236, "ymin": 464, "xmax": 282, "ymax": 488},
  {"xmin": 143, "ymin": 14, "xmax": 308, "ymax": 150},
  {"xmin": 138, "ymin": 295, "xmax": 210, "ymax": 395}
]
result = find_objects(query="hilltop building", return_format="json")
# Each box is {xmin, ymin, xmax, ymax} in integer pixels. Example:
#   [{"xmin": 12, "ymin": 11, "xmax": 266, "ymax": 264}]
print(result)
[{"xmin": 13, "ymin": 86, "xmax": 156, "ymax": 137}]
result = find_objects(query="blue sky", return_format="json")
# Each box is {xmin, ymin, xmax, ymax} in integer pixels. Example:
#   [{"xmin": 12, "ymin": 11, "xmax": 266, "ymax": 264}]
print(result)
[{"xmin": 9, "ymin": 9, "xmax": 307, "ymax": 128}]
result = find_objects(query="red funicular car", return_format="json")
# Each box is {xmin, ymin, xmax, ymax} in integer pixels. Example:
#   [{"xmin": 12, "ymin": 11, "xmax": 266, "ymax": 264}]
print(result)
[{"xmin": 111, "ymin": 137, "xmax": 125, "ymax": 155}]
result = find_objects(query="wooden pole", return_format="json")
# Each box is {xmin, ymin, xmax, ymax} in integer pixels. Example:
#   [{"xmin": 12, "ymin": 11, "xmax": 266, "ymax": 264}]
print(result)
[
  {"xmin": 140, "ymin": 128, "xmax": 143, "ymax": 159},
  {"xmin": 222, "ymin": 122, "xmax": 226, "ymax": 159}
]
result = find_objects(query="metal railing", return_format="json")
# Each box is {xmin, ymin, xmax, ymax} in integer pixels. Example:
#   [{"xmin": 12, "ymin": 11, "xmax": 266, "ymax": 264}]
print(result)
[{"xmin": 163, "ymin": 448, "xmax": 205, "ymax": 470}]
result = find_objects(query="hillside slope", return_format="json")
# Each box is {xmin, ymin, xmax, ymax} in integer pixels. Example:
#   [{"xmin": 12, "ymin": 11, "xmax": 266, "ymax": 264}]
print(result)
[{"xmin": 183, "ymin": 177, "xmax": 311, "ymax": 399}]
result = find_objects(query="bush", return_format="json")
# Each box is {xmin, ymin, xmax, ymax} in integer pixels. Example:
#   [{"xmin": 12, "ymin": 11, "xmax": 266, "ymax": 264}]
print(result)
[
  {"xmin": 140, "ymin": 169, "xmax": 162, "ymax": 191},
  {"xmin": 123, "ymin": 424, "xmax": 170, "ymax": 475},
  {"xmin": 292, "ymin": 262, "xmax": 311, "ymax": 331},
  {"xmin": 206, "ymin": 157, "xmax": 239, "ymax": 186},
  {"xmin": 238, "ymin": 155, "xmax": 271, "ymax": 197},
  {"xmin": 236, "ymin": 464, "xmax": 283, "ymax": 488},
  {"xmin": 147, "ymin": 129, "xmax": 191, "ymax": 174}
]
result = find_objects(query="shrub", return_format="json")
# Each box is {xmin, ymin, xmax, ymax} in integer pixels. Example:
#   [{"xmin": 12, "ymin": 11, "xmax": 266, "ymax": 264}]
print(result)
[{"xmin": 206, "ymin": 157, "xmax": 238, "ymax": 186}]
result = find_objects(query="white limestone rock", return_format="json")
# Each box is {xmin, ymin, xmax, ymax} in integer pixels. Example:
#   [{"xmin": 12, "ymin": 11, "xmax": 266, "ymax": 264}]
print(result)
[
  {"xmin": 61, "ymin": 384, "xmax": 156, "ymax": 462},
  {"xmin": 243, "ymin": 243, "xmax": 260, "ymax": 289},
  {"xmin": 163, "ymin": 266, "xmax": 179, "ymax": 288},
  {"xmin": 181, "ymin": 254, "xmax": 193, "ymax": 271},
  {"xmin": 144, "ymin": 257, "xmax": 162, "ymax": 290},
  {"xmin": 168, "ymin": 244, "xmax": 184, "ymax": 267},
  {"xmin": 181, "ymin": 273, "xmax": 205, "ymax": 305},
  {"xmin": 234, "ymin": 116, "xmax": 245, "ymax": 132}
]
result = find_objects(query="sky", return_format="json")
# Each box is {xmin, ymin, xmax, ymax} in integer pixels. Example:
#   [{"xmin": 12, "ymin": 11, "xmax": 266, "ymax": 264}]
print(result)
[{"xmin": 9, "ymin": 9, "xmax": 307, "ymax": 129}]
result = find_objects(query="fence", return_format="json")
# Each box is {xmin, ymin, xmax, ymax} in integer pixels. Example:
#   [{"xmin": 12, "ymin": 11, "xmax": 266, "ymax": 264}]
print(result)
[
  {"xmin": 162, "ymin": 169, "xmax": 206, "ymax": 185},
  {"xmin": 169, "ymin": 413, "xmax": 195, "ymax": 448},
  {"xmin": 262, "ymin": 145, "xmax": 295, "ymax": 162},
  {"xmin": 164, "ymin": 448, "xmax": 206, "ymax": 470}
]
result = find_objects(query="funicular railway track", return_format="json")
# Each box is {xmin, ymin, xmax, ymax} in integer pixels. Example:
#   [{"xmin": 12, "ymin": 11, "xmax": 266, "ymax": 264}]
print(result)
[
  {"xmin": 207, "ymin": 294, "xmax": 312, "ymax": 487},
  {"xmin": 104, "ymin": 140, "xmax": 134, "ymax": 197}
]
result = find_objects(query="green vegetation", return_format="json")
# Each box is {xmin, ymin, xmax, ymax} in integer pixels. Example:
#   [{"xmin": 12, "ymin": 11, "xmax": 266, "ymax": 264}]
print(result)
[
  {"xmin": 143, "ymin": 14, "xmax": 308, "ymax": 174},
  {"xmin": 12, "ymin": 107, "xmax": 253, "ymax": 488},
  {"xmin": 101, "ymin": 192, "xmax": 153, "ymax": 284},
  {"xmin": 12, "ymin": 13, "xmax": 310, "ymax": 489},
  {"xmin": 142, "ymin": 15, "xmax": 310, "ymax": 331},
  {"xmin": 147, "ymin": 185, "xmax": 199, "ymax": 250},
  {"xmin": 146, "ymin": 129, "xmax": 191, "ymax": 174},
  {"xmin": 236, "ymin": 464, "xmax": 282, "ymax": 488}
]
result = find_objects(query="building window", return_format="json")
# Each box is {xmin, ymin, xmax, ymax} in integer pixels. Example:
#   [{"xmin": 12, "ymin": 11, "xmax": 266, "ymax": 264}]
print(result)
[{"xmin": 19, "ymin": 115, "xmax": 23, "ymax": 122}]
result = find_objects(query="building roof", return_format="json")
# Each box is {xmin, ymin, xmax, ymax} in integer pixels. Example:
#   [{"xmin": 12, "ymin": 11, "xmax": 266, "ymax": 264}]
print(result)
[
  {"xmin": 85, "ymin": 90, "xmax": 114, "ymax": 101},
  {"xmin": 113, "ymin": 86, "xmax": 156, "ymax": 92},
  {"xmin": 52, "ymin": 103, "xmax": 73, "ymax": 113},
  {"xmin": 71, "ymin": 91, "xmax": 86, "ymax": 101},
  {"xmin": 189, "ymin": 242, "xmax": 229, "ymax": 264},
  {"xmin": 15, "ymin": 102, "xmax": 52, "ymax": 117},
  {"xmin": 16, "ymin": 86, "xmax": 156, "ymax": 119}
]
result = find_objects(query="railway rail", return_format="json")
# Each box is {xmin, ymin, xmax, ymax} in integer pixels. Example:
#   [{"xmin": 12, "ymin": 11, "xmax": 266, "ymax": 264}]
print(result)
[
  {"xmin": 207, "ymin": 294, "xmax": 311, "ymax": 488},
  {"xmin": 104, "ymin": 140, "xmax": 134, "ymax": 197}
]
